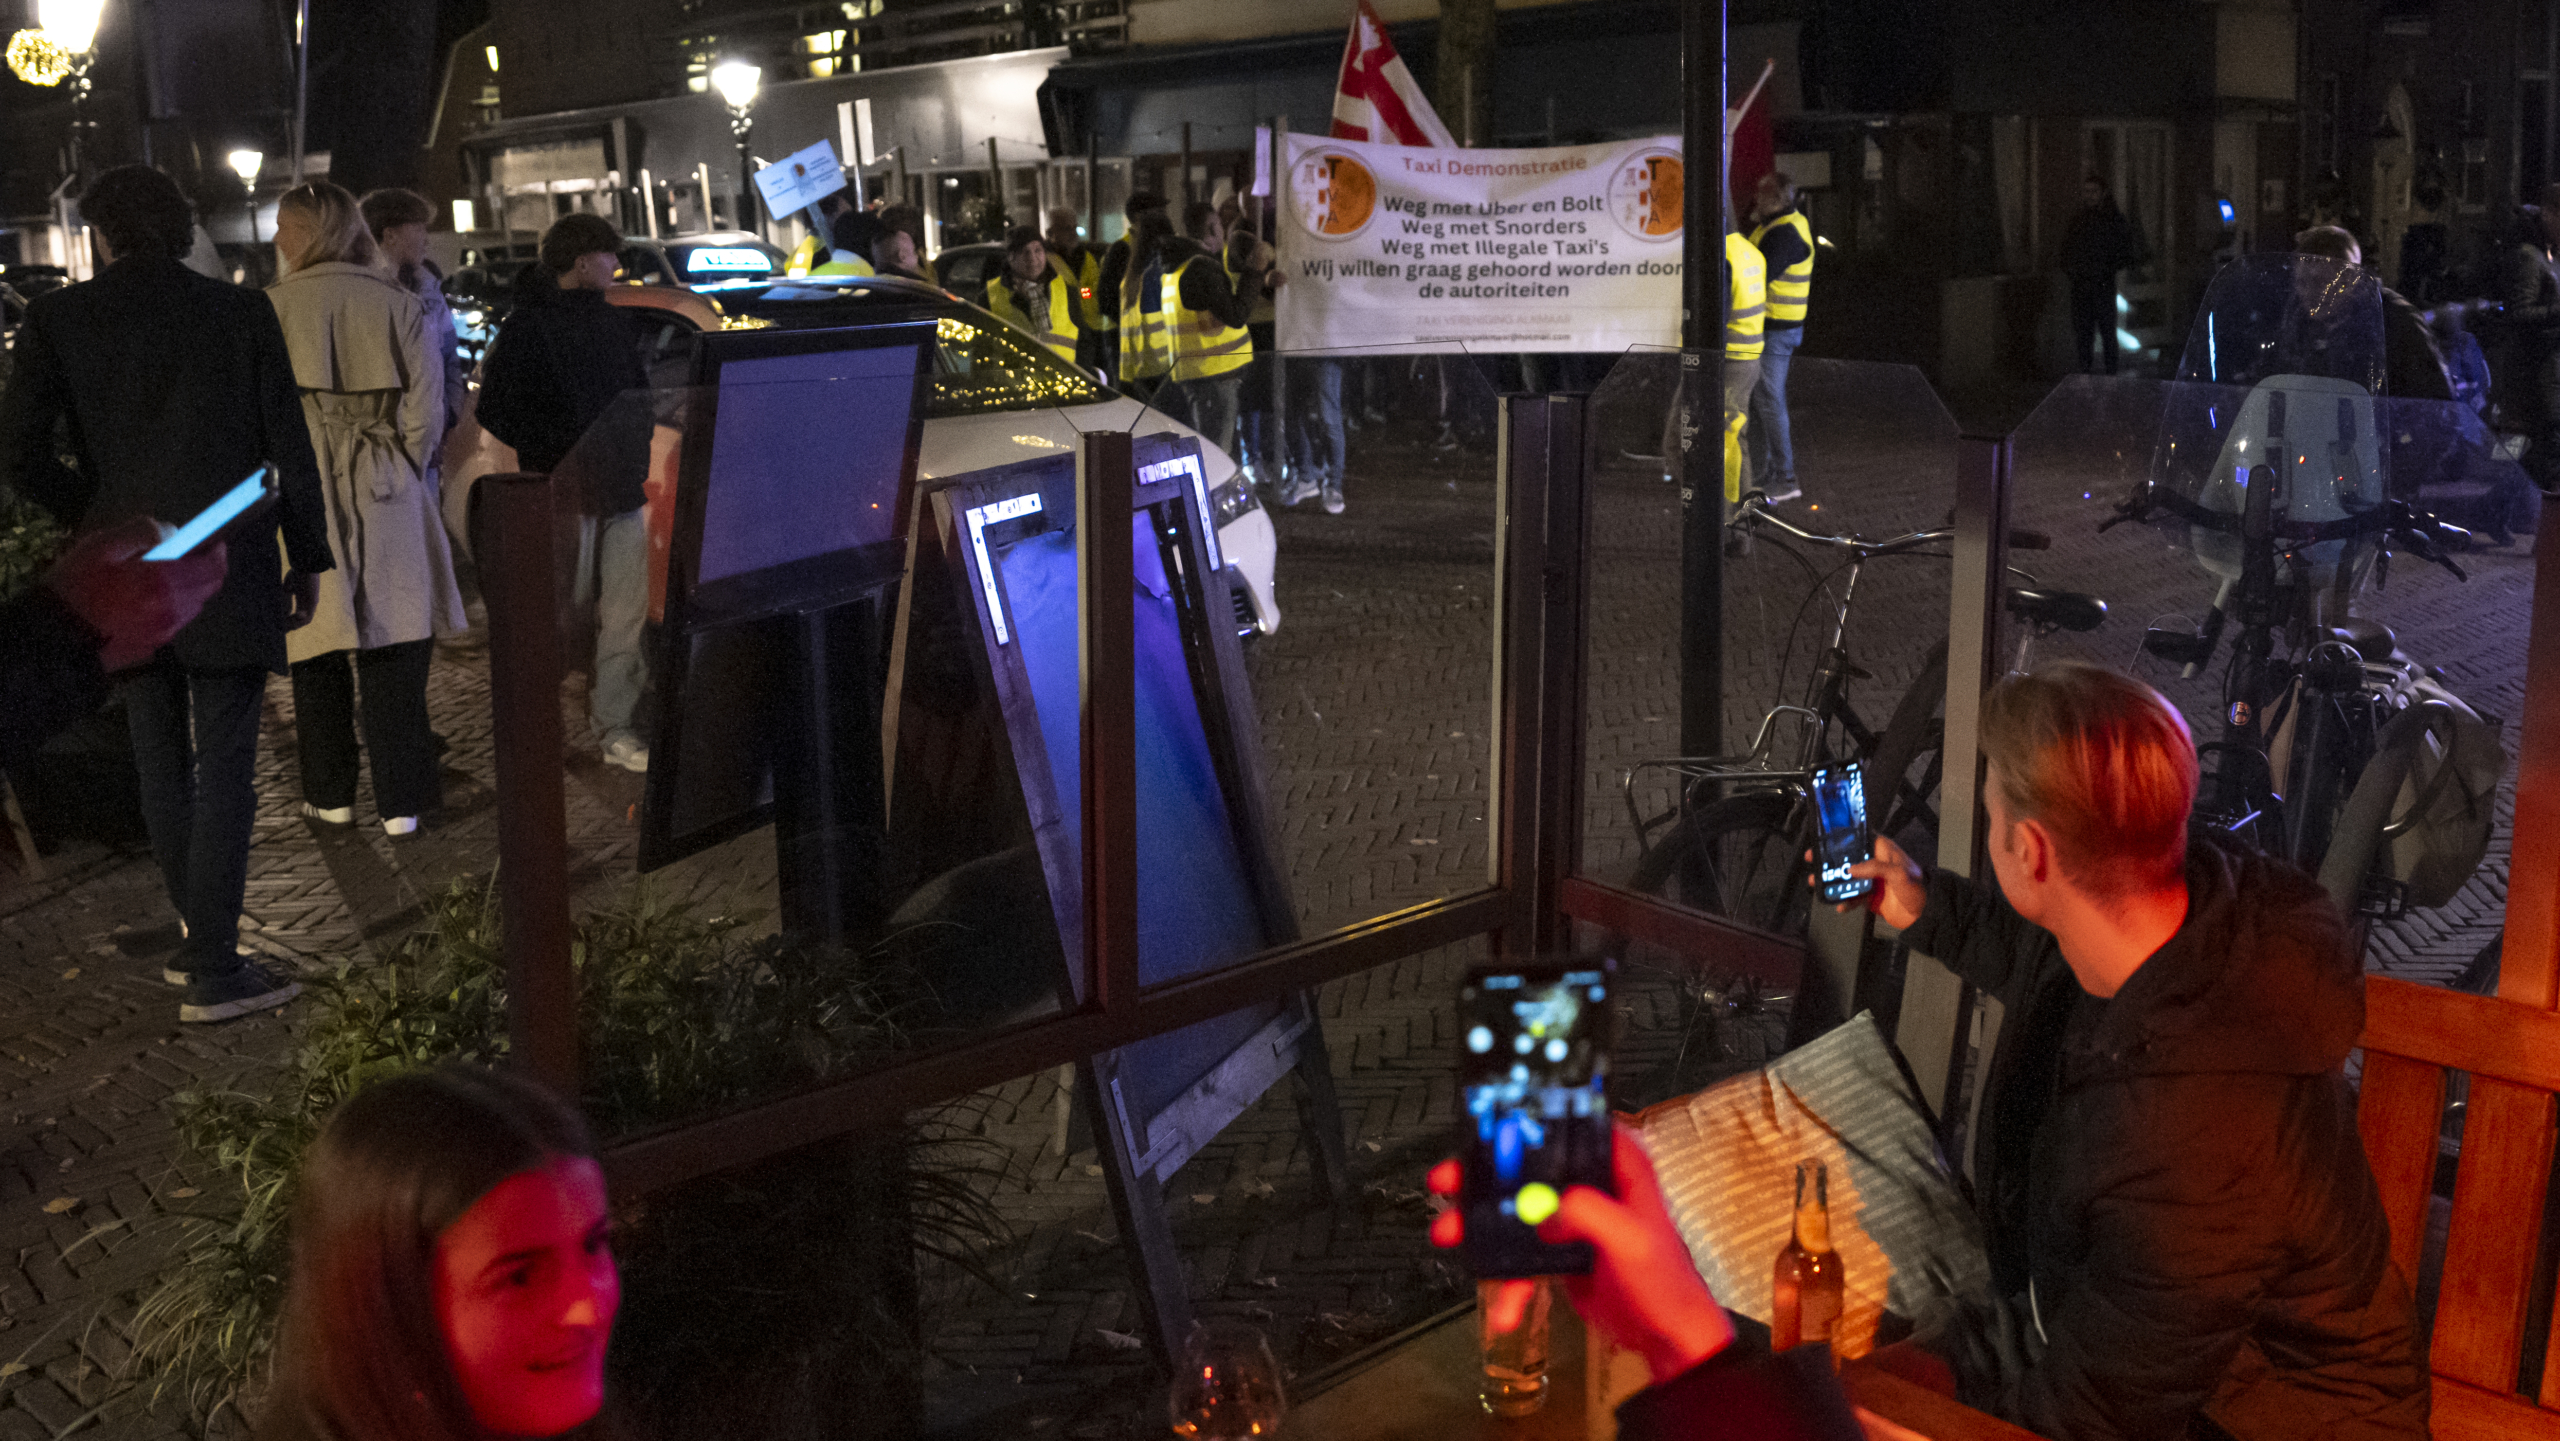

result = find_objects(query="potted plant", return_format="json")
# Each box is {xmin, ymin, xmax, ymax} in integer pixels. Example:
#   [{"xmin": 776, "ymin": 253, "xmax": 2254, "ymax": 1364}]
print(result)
[{"xmin": 127, "ymin": 881, "xmax": 1015, "ymax": 1438}]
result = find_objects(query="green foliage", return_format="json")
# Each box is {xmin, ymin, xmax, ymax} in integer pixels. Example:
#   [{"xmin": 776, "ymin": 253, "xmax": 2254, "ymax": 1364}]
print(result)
[
  {"xmin": 128, "ymin": 881, "xmax": 1015, "ymax": 1434},
  {"xmin": 0, "ymin": 487, "xmax": 65, "ymax": 605}
]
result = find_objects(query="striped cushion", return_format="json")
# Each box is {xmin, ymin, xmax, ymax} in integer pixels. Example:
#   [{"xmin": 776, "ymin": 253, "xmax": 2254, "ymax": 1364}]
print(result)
[{"xmin": 1632, "ymin": 1012, "xmax": 1993, "ymax": 1361}]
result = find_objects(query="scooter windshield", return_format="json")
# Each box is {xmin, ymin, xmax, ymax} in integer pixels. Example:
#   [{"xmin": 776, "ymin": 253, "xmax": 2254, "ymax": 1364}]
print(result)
[{"xmin": 2147, "ymin": 255, "xmax": 2395, "ymax": 579}]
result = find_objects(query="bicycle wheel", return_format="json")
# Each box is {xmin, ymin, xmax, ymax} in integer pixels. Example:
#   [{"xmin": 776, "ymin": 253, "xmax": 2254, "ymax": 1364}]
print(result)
[{"xmin": 1625, "ymin": 792, "xmax": 1812, "ymax": 938}]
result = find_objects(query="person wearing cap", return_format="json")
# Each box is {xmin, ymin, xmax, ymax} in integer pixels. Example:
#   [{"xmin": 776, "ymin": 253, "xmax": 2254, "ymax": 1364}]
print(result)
[{"xmin": 1099, "ymin": 191, "xmax": 1171, "ymax": 358}]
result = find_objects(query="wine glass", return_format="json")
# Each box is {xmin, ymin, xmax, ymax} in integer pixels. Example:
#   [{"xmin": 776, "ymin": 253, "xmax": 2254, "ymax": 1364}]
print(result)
[{"xmin": 1166, "ymin": 1318, "xmax": 1288, "ymax": 1438}]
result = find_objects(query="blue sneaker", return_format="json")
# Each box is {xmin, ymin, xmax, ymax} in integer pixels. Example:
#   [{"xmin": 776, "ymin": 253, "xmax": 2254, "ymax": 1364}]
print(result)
[{"xmin": 179, "ymin": 960, "xmax": 302, "ymax": 1024}]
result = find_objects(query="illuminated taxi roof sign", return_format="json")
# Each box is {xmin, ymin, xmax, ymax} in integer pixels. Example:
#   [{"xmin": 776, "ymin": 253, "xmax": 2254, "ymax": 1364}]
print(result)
[{"xmin": 685, "ymin": 247, "xmax": 773, "ymax": 274}]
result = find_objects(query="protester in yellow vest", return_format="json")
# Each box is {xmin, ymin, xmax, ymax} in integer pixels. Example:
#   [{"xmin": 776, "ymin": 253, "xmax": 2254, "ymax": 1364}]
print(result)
[
  {"xmin": 1043, "ymin": 207, "xmax": 1104, "ymax": 329},
  {"xmin": 810, "ymin": 209, "xmax": 879, "ymax": 277},
  {"xmin": 984, "ymin": 226, "xmax": 1080, "ymax": 362},
  {"xmin": 1115, "ymin": 206, "xmax": 1178, "ymax": 393},
  {"xmin": 1724, "ymin": 229, "xmax": 1767, "ymax": 503},
  {"xmin": 1745, "ymin": 172, "xmax": 1814, "ymax": 502},
  {"xmin": 1217, "ymin": 195, "xmax": 1286, "ymax": 497},
  {"xmin": 1163, "ymin": 200, "xmax": 1264, "ymax": 460}
]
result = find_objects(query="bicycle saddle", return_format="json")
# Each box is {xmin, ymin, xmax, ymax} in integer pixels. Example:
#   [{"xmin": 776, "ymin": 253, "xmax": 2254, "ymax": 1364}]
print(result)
[
  {"xmin": 2330, "ymin": 618, "xmax": 2398, "ymax": 663},
  {"xmin": 2005, "ymin": 588, "xmax": 2108, "ymax": 633}
]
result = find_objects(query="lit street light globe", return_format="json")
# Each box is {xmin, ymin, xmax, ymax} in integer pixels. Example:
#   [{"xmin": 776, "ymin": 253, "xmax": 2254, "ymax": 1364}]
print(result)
[
  {"xmin": 37, "ymin": 0, "xmax": 102, "ymax": 55},
  {"xmin": 5, "ymin": 29, "xmax": 72, "ymax": 86},
  {"xmin": 227, "ymin": 149, "xmax": 262, "ymax": 185},
  {"xmin": 710, "ymin": 60, "xmax": 760, "ymax": 112}
]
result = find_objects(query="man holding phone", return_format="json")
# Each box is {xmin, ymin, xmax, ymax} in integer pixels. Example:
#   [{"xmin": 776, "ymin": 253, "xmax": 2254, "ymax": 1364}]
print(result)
[
  {"xmin": 1, "ymin": 518, "xmax": 227, "ymax": 769},
  {"xmin": 0, "ymin": 165, "xmax": 332, "ymax": 1024},
  {"xmin": 1836, "ymin": 663, "xmax": 2426, "ymax": 1440}
]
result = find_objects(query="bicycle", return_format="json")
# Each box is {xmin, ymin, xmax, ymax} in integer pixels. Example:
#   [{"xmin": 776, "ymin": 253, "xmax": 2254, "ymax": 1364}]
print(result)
[
  {"xmin": 1604, "ymin": 493, "xmax": 2106, "ymax": 1078},
  {"xmin": 2113, "ymin": 464, "xmax": 2475, "ymax": 919}
]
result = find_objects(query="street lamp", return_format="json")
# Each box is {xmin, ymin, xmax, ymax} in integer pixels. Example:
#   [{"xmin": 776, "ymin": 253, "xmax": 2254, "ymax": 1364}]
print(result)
[
  {"xmin": 711, "ymin": 59, "xmax": 761, "ymax": 233},
  {"xmin": 229, "ymin": 149, "xmax": 264, "ymax": 255},
  {"xmin": 38, "ymin": 0, "xmax": 101, "ymax": 176}
]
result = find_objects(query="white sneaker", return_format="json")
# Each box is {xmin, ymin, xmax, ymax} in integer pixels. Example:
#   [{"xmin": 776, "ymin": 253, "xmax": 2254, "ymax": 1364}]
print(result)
[
  {"xmin": 603, "ymin": 737, "xmax": 650, "ymax": 773},
  {"xmin": 300, "ymin": 802, "xmax": 354, "ymax": 825},
  {"xmin": 382, "ymin": 816, "xmax": 419, "ymax": 837}
]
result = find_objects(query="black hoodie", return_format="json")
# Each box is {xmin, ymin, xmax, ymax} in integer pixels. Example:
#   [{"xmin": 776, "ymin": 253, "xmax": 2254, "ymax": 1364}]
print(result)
[
  {"xmin": 1901, "ymin": 840, "xmax": 2428, "ymax": 1441},
  {"xmin": 476, "ymin": 270, "xmax": 651, "ymax": 512}
]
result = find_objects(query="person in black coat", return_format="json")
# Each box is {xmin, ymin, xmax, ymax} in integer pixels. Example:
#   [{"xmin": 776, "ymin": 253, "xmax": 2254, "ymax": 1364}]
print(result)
[
  {"xmin": 2061, "ymin": 178, "xmax": 2146, "ymax": 375},
  {"xmin": 0, "ymin": 165, "xmax": 332, "ymax": 1024},
  {"xmin": 474, "ymin": 214, "xmax": 655, "ymax": 773},
  {"xmin": 1842, "ymin": 663, "xmax": 2428, "ymax": 1441}
]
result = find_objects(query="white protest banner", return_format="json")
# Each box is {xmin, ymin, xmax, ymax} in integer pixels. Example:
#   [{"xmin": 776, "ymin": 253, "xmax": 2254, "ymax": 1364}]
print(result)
[{"xmin": 1276, "ymin": 131, "xmax": 1684, "ymax": 353}]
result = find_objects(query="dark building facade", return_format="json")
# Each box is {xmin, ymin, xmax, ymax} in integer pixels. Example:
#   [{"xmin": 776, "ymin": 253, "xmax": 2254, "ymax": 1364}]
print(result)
[{"xmin": 2300, "ymin": 0, "xmax": 2555, "ymax": 303}]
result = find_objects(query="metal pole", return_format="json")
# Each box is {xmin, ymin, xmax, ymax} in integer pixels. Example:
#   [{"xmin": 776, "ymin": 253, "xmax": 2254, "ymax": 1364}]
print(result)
[
  {"xmin": 1677, "ymin": 0, "xmax": 1728, "ymax": 760},
  {"xmin": 1181, "ymin": 121, "xmax": 1194, "ymax": 209},
  {"xmin": 291, "ymin": 0, "xmax": 310, "ymax": 182},
  {"xmin": 1492, "ymin": 394, "xmax": 1593, "ymax": 956},
  {"xmin": 988, "ymin": 136, "xmax": 1004, "ymax": 231},
  {"xmin": 735, "ymin": 110, "xmax": 757, "ymax": 236},
  {"xmin": 1085, "ymin": 129, "xmax": 1099, "ymax": 242},
  {"xmin": 1078, "ymin": 429, "xmax": 1139, "ymax": 1017},
  {"xmin": 1896, "ymin": 435, "xmax": 2013, "ymax": 1156},
  {"xmin": 480, "ymin": 473, "xmax": 580, "ymax": 1095},
  {"xmin": 1271, "ymin": 115, "xmax": 1290, "ymax": 491}
]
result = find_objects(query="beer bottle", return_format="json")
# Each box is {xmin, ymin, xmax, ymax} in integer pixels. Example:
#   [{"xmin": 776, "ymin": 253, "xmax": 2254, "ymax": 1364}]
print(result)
[{"xmin": 1771, "ymin": 1160, "xmax": 1845, "ymax": 1361}]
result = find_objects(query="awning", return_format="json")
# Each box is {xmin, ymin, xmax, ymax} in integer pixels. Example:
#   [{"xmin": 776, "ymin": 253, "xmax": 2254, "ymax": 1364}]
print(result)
[
  {"xmin": 459, "ymin": 45, "xmax": 1065, "ymax": 192},
  {"xmin": 1035, "ymin": 0, "xmax": 1769, "ymax": 155}
]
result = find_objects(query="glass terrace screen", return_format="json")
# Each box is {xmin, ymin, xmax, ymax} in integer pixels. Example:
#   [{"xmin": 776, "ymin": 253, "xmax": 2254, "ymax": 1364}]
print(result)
[
  {"xmin": 990, "ymin": 508, "xmax": 1276, "ymax": 1117},
  {"xmin": 697, "ymin": 342, "xmax": 924, "ymax": 584}
]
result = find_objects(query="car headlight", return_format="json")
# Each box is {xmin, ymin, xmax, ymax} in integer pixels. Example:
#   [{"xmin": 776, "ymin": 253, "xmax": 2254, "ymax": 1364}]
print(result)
[{"xmin": 1210, "ymin": 478, "xmax": 1262, "ymax": 528}]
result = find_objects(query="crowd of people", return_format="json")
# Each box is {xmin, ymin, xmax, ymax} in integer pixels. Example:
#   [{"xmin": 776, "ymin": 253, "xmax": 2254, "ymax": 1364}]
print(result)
[{"xmin": 0, "ymin": 165, "xmax": 661, "ymax": 1025}]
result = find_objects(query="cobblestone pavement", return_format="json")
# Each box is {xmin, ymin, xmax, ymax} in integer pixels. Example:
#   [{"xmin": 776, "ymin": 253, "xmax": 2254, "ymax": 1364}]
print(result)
[{"xmin": 0, "ymin": 361, "xmax": 2533, "ymax": 1439}]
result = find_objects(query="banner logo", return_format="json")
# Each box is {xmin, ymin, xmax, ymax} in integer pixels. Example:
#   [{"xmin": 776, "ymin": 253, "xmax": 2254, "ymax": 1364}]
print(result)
[
  {"xmin": 1607, "ymin": 149, "xmax": 1684, "ymax": 240},
  {"xmin": 1291, "ymin": 149, "xmax": 1379, "ymax": 240}
]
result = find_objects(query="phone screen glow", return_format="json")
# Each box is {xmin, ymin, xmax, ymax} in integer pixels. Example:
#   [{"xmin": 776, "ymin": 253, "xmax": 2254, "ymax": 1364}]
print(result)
[
  {"xmin": 144, "ymin": 468, "xmax": 271, "ymax": 560},
  {"xmin": 1814, "ymin": 766, "xmax": 1873, "ymax": 901}
]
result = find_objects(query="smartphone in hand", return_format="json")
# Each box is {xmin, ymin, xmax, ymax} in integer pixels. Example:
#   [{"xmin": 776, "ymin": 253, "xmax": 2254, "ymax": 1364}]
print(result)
[
  {"xmin": 1459, "ymin": 959, "xmax": 1615, "ymax": 1277},
  {"xmin": 1811, "ymin": 763, "xmax": 1875, "ymax": 903},
  {"xmin": 143, "ymin": 467, "xmax": 274, "ymax": 561}
]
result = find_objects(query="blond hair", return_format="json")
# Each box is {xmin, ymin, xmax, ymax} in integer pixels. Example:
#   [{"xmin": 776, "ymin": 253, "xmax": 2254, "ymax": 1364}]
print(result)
[
  {"xmin": 1980, "ymin": 662, "xmax": 2197, "ymax": 898},
  {"xmin": 276, "ymin": 181, "xmax": 380, "ymax": 272}
]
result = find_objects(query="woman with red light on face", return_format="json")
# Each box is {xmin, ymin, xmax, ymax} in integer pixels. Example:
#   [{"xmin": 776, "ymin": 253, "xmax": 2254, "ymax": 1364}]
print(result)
[{"xmin": 259, "ymin": 1067, "xmax": 621, "ymax": 1441}]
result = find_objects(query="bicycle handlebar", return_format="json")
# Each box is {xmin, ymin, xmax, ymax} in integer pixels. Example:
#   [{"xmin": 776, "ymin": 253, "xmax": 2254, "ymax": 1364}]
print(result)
[
  {"xmin": 2105, "ymin": 483, "xmax": 2470, "ymax": 582},
  {"xmin": 1728, "ymin": 491, "xmax": 1953, "ymax": 557}
]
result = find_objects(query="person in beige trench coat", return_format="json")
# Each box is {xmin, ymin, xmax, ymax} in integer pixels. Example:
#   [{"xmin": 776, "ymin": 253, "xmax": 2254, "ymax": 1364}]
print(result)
[{"xmin": 268, "ymin": 182, "xmax": 466, "ymax": 836}]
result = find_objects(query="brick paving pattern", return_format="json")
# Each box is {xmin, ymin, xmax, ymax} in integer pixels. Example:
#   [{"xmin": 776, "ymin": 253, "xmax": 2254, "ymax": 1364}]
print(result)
[{"xmin": 0, "ymin": 359, "xmax": 2532, "ymax": 1438}]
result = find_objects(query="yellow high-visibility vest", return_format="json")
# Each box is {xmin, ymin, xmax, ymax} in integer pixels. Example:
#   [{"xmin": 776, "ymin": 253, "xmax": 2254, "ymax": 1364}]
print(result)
[
  {"xmin": 810, "ymin": 252, "xmax": 875, "ymax": 277},
  {"xmin": 1749, "ymin": 209, "xmax": 1815, "ymax": 325},
  {"xmin": 786, "ymin": 233, "xmax": 820, "ymax": 277},
  {"xmin": 1118, "ymin": 256, "xmax": 1175, "ymax": 382},
  {"xmin": 985, "ymin": 270, "xmax": 1078, "ymax": 362},
  {"xmin": 1725, "ymin": 232, "xmax": 1766, "ymax": 362},
  {"xmin": 1169, "ymin": 256, "xmax": 1253, "ymax": 382},
  {"xmin": 1057, "ymin": 247, "xmax": 1104, "ymax": 330}
]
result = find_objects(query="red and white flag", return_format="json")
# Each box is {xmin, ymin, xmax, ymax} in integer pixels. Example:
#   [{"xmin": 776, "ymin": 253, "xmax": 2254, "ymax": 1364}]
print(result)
[{"xmin": 1330, "ymin": 0, "xmax": 1456, "ymax": 148}]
